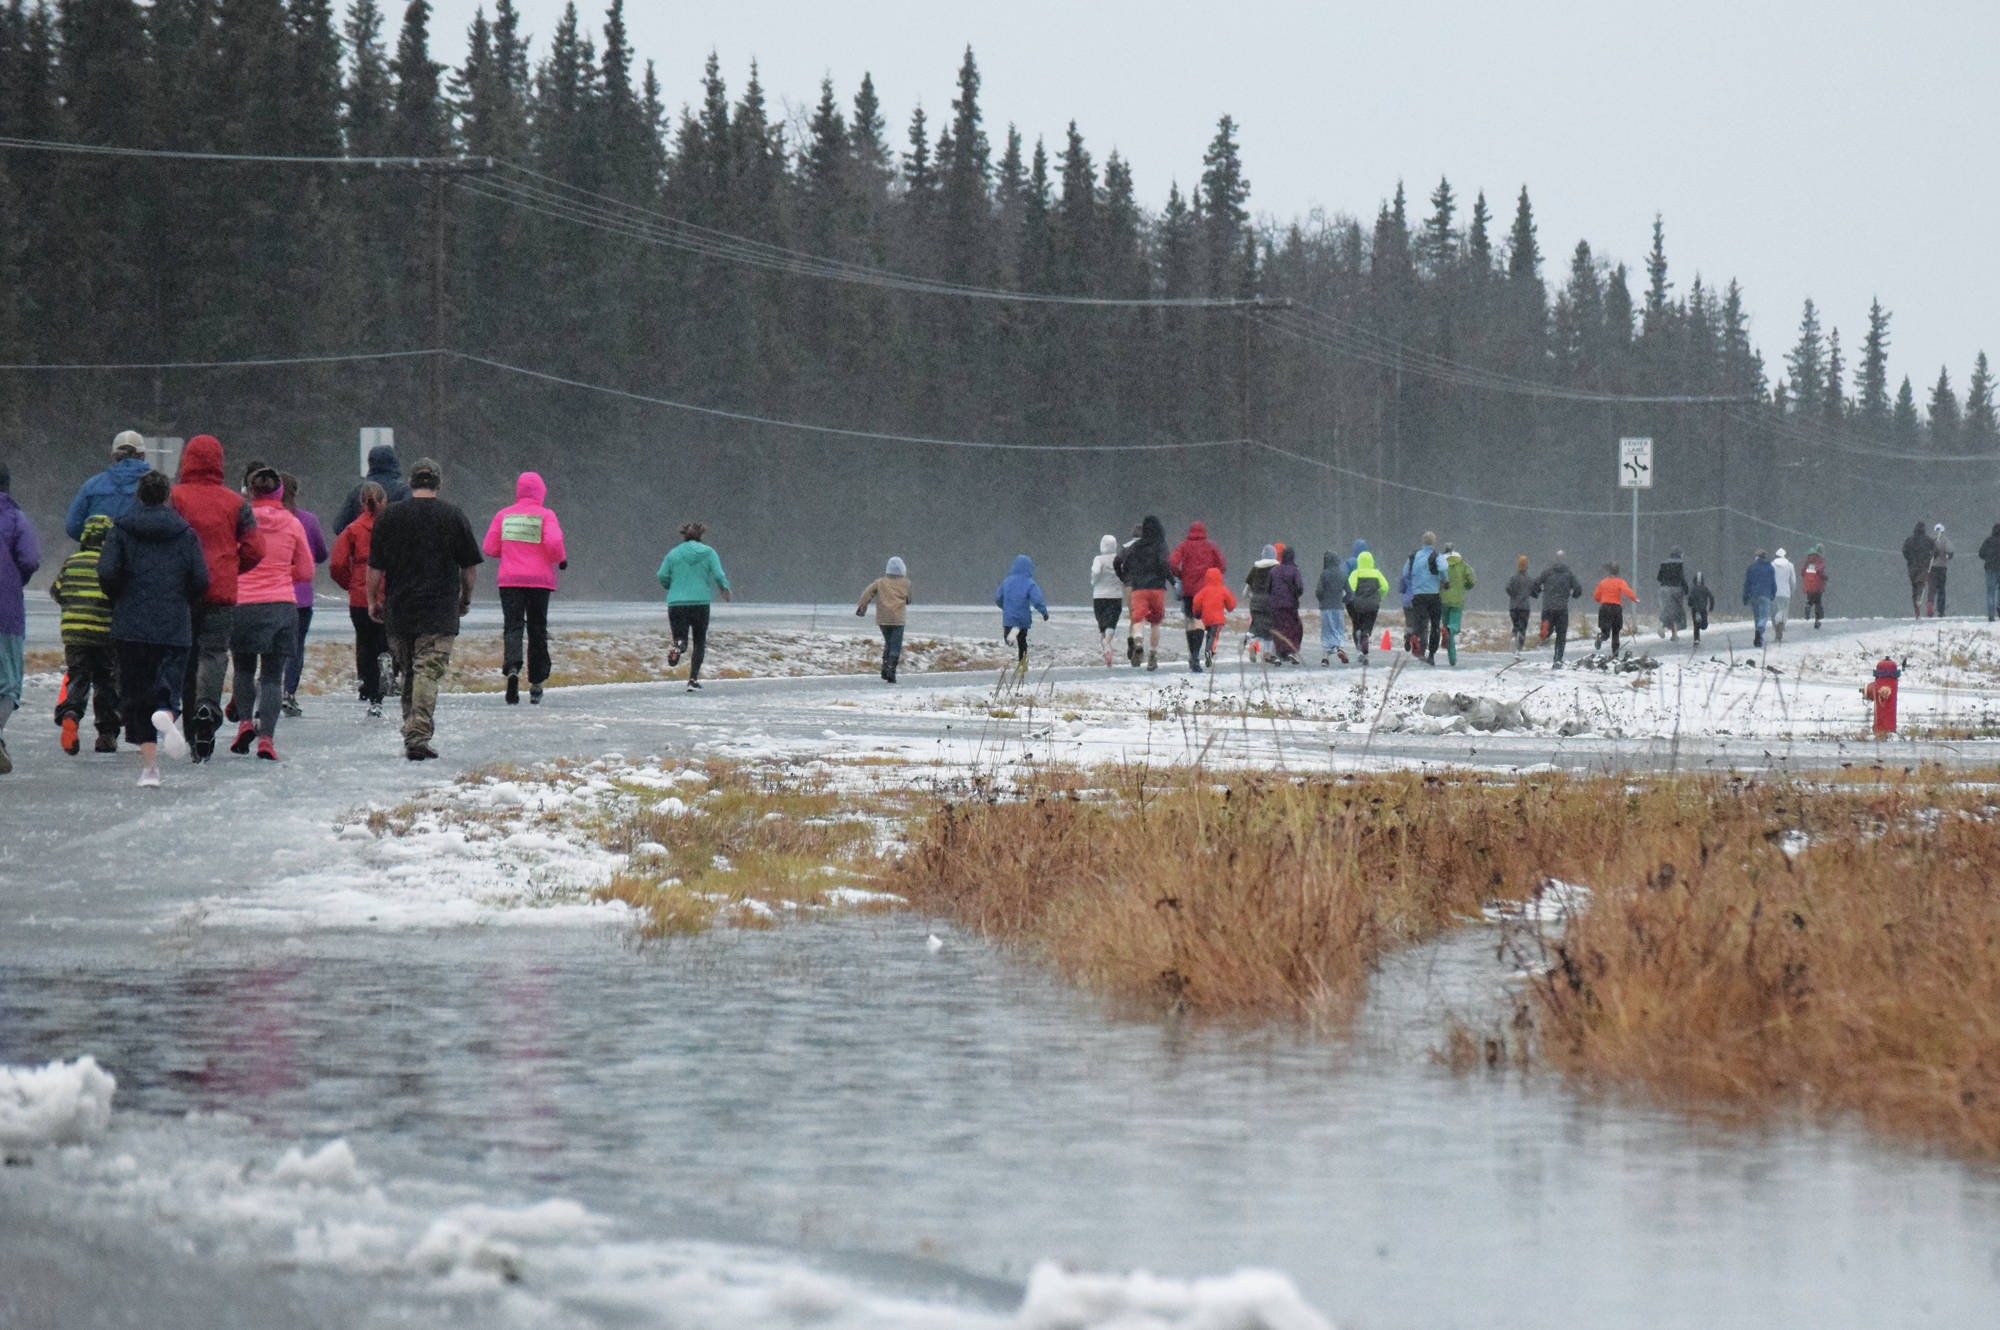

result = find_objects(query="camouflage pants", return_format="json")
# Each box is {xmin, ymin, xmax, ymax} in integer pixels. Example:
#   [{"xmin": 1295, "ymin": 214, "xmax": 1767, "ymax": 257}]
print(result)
[{"xmin": 389, "ymin": 632, "xmax": 455, "ymax": 746}]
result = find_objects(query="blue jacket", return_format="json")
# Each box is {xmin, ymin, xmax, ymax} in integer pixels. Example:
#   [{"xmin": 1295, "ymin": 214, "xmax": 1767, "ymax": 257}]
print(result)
[
  {"xmin": 995, "ymin": 555, "xmax": 1048, "ymax": 630},
  {"xmin": 65, "ymin": 457, "xmax": 151, "ymax": 541},
  {"xmin": 97, "ymin": 503, "xmax": 209, "ymax": 646},
  {"xmin": 1405, "ymin": 544, "xmax": 1443, "ymax": 595},
  {"xmin": 1742, "ymin": 558, "xmax": 1777, "ymax": 605}
]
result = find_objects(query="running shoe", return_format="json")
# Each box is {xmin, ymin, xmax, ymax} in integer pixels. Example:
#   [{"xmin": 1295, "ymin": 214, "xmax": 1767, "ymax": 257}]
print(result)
[
  {"xmin": 153, "ymin": 710, "xmax": 189, "ymax": 759},
  {"xmin": 228, "ymin": 721, "xmax": 256, "ymax": 755},
  {"xmin": 60, "ymin": 717, "xmax": 79, "ymax": 755},
  {"xmin": 137, "ymin": 764, "xmax": 161, "ymax": 788}
]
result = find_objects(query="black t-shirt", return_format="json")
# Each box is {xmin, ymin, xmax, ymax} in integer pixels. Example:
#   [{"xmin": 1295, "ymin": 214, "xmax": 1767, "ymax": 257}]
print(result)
[{"xmin": 368, "ymin": 496, "xmax": 483, "ymax": 637}]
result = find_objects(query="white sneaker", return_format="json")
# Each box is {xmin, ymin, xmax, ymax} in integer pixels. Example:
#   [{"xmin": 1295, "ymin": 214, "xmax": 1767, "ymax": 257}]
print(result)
[
  {"xmin": 137, "ymin": 764, "xmax": 162, "ymax": 788},
  {"xmin": 152, "ymin": 710, "xmax": 189, "ymax": 758}
]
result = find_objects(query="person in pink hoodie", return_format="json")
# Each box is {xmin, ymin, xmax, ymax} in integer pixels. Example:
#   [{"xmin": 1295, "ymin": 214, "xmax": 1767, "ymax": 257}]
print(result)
[
  {"xmin": 226, "ymin": 463, "xmax": 314, "ymax": 759},
  {"xmin": 482, "ymin": 471, "xmax": 567, "ymax": 704}
]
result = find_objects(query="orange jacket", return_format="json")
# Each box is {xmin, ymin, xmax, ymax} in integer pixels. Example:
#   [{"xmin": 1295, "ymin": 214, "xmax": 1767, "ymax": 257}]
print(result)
[
  {"xmin": 1191, "ymin": 567, "xmax": 1238, "ymax": 627},
  {"xmin": 1593, "ymin": 576, "xmax": 1638, "ymax": 606}
]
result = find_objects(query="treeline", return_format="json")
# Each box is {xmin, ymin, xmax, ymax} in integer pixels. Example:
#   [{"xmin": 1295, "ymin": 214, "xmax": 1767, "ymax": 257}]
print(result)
[{"xmin": 0, "ymin": 0, "xmax": 1992, "ymax": 603}]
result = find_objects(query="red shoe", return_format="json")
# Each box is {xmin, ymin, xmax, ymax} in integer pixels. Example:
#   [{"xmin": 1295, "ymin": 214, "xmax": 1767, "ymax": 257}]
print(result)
[
  {"xmin": 256, "ymin": 736, "xmax": 277, "ymax": 761},
  {"xmin": 60, "ymin": 716, "xmax": 79, "ymax": 755},
  {"xmin": 229, "ymin": 721, "xmax": 256, "ymax": 755}
]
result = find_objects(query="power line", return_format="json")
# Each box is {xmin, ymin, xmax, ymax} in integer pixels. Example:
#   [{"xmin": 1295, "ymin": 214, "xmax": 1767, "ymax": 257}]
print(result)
[
  {"xmin": 1723, "ymin": 405, "xmax": 2000, "ymax": 465},
  {"xmin": 0, "ymin": 133, "xmax": 486, "ymax": 170},
  {"xmin": 0, "ymin": 348, "xmax": 438, "ymax": 371},
  {"xmin": 1250, "ymin": 441, "xmax": 1724, "ymax": 517}
]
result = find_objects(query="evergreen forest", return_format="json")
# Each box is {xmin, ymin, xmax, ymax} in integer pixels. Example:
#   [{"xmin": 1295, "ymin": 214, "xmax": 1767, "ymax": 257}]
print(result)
[{"xmin": 2, "ymin": 0, "xmax": 1994, "ymax": 604}]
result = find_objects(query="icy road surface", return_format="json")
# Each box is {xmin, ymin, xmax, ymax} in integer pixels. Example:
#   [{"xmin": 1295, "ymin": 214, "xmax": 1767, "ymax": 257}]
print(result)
[{"xmin": 4, "ymin": 602, "xmax": 2000, "ymax": 1328}]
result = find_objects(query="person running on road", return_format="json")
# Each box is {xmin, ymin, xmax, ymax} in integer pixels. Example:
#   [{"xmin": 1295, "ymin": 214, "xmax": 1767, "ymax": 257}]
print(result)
[
  {"xmin": 1742, "ymin": 549, "xmax": 1777, "ymax": 648},
  {"xmin": 49, "ymin": 514, "xmax": 120, "ymax": 756},
  {"xmin": 0, "ymin": 462, "xmax": 41, "ymax": 775},
  {"xmin": 1089, "ymin": 535, "xmax": 1122, "ymax": 666},
  {"xmin": 1315, "ymin": 551, "xmax": 1350, "ymax": 665},
  {"xmin": 1269, "ymin": 545, "xmax": 1305, "ymax": 663},
  {"xmin": 1769, "ymin": 548, "xmax": 1796, "ymax": 643},
  {"xmin": 1405, "ymin": 531, "xmax": 1445, "ymax": 665},
  {"xmin": 1190, "ymin": 567, "xmax": 1236, "ymax": 672},
  {"xmin": 1530, "ymin": 551, "xmax": 1584, "ymax": 668},
  {"xmin": 1927, "ymin": 523, "xmax": 1953, "ymax": 616},
  {"xmin": 278, "ymin": 473, "xmax": 329, "ymax": 717},
  {"xmin": 97, "ymin": 471, "xmax": 207, "ymax": 786},
  {"xmin": 64, "ymin": 431, "xmax": 149, "ymax": 541},
  {"xmin": 368, "ymin": 458, "xmax": 483, "ymax": 758},
  {"xmin": 656, "ymin": 522, "xmax": 730, "ymax": 691},
  {"xmin": 1687, "ymin": 570, "xmax": 1715, "ymax": 646},
  {"xmin": 1504, "ymin": 555, "xmax": 1534, "ymax": 653},
  {"xmin": 1244, "ymin": 545, "xmax": 1279, "ymax": 662},
  {"xmin": 994, "ymin": 554, "xmax": 1048, "ymax": 672},
  {"xmin": 333, "ymin": 443, "xmax": 412, "ymax": 536},
  {"xmin": 226, "ymin": 465, "xmax": 314, "ymax": 761},
  {"xmin": 1901, "ymin": 522, "xmax": 1933, "ymax": 619},
  {"xmin": 329, "ymin": 482, "xmax": 390, "ymax": 716},
  {"xmin": 1167, "ymin": 520, "xmax": 1224, "ymax": 671},
  {"xmin": 1799, "ymin": 542, "xmax": 1828, "ymax": 627},
  {"xmin": 1439, "ymin": 542, "xmax": 1474, "ymax": 666},
  {"xmin": 483, "ymin": 471, "xmax": 568, "ymax": 705},
  {"xmin": 1346, "ymin": 550, "xmax": 1391, "ymax": 662},
  {"xmin": 1592, "ymin": 562, "xmax": 1640, "ymax": 656},
  {"xmin": 856, "ymin": 556, "xmax": 911, "ymax": 683},
  {"xmin": 1980, "ymin": 525, "xmax": 2000, "ymax": 622},
  {"xmin": 1117, "ymin": 516, "xmax": 1172, "ymax": 671},
  {"xmin": 169, "ymin": 434, "xmax": 264, "ymax": 761},
  {"xmin": 1656, "ymin": 547, "xmax": 1688, "ymax": 642}
]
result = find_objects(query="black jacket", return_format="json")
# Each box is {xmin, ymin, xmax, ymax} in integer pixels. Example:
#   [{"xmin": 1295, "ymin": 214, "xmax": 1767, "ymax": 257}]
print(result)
[
  {"xmin": 1504, "ymin": 571, "xmax": 1535, "ymax": 612},
  {"xmin": 98, "ymin": 503, "xmax": 209, "ymax": 647},
  {"xmin": 1115, "ymin": 516, "xmax": 1173, "ymax": 591},
  {"xmin": 1314, "ymin": 552, "xmax": 1345, "ymax": 609},
  {"xmin": 333, "ymin": 446, "xmax": 414, "ymax": 535},
  {"xmin": 1902, "ymin": 528, "xmax": 1934, "ymax": 580},
  {"xmin": 1656, "ymin": 558, "xmax": 1687, "ymax": 590},
  {"xmin": 1530, "ymin": 562, "xmax": 1583, "ymax": 608},
  {"xmin": 1979, "ymin": 527, "xmax": 2000, "ymax": 571}
]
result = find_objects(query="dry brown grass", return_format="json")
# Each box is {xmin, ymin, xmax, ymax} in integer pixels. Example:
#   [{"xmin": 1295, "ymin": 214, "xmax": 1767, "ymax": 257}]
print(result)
[
  {"xmin": 1515, "ymin": 776, "xmax": 2000, "ymax": 1155},
  {"xmin": 897, "ymin": 770, "xmax": 1702, "ymax": 1022}
]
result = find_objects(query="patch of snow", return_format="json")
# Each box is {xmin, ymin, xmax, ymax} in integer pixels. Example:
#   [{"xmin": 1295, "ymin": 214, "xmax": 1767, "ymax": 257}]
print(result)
[
  {"xmin": 0, "ymin": 1056, "xmax": 117, "ymax": 1148},
  {"xmin": 269, "ymin": 1139, "xmax": 362, "ymax": 1189},
  {"xmin": 1014, "ymin": 1261, "xmax": 1335, "ymax": 1330}
]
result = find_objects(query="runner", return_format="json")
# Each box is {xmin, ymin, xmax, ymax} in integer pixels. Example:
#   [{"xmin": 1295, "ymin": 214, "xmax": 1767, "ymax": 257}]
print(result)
[
  {"xmin": 1656, "ymin": 547, "xmax": 1688, "ymax": 641},
  {"xmin": 1769, "ymin": 547, "xmax": 1795, "ymax": 643},
  {"xmin": 1592, "ymin": 562, "xmax": 1640, "ymax": 656},
  {"xmin": 994, "ymin": 555, "xmax": 1049, "ymax": 673},
  {"xmin": 225, "ymin": 465, "xmax": 314, "ymax": 761},
  {"xmin": 482, "ymin": 471, "xmax": 568, "ymax": 705},
  {"xmin": 1405, "ymin": 531, "xmax": 1445, "ymax": 665},
  {"xmin": 1529, "ymin": 551, "xmax": 1584, "ymax": 668},
  {"xmin": 329, "ymin": 482, "xmax": 390, "ymax": 717},
  {"xmin": 1117, "ymin": 515, "xmax": 1172, "ymax": 672},
  {"xmin": 656, "ymin": 522, "xmax": 731, "ymax": 692},
  {"xmin": 1244, "ymin": 545, "xmax": 1278, "ymax": 662},
  {"xmin": 855, "ymin": 556, "xmax": 911, "ymax": 683},
  {"xmin": 0, "ymin": 461, "xmax": 41, "ymax": 775},
  {"xmin": 1901, "ymin": 522, "xmax": 1932, "ymax": 619},
  {"xmin": 1800, "ymin": 543, "xmax": 1828, "ymax": 628},
  {"xmin": 1504, "ymin": 555, "xmax": 1534, "ymax": 653},
  {"xmin": 333, "ymin": 442, "xmax": 413, "ymax": 535},
  {"xmin": 169, "ymin": 434, "xmax": 264, "ymax": 760},
  {"xmin": 1345, "ymin": 550, "xmax": 1391, "ymax": 662},
  {"xmin": 1314, "ymin": 551, "xmax": 1350, "ymax": 665},
  {"xmin": 1742, "ymin": 550, "xmax": 1777, "ymax": 648},
  {"xmin": 64, "ymin": 431, "xmax": 149, "ymax": 540},
  {"xmin": 1439, "ymin": 542, "xmax": 1475, "ymax": 666},
  {"xmin": 1089, "ymin": 535, "xmax": 1122, "ymax": 666},
  {"xmin": 1927, "ymin": 524, "xmax": 1953, "ymax": 616},
  {"xmin": 96, "ymin": 471, "xmax": 207, "ymax": 786},
  {"xmin": 278, "ymin": 473, "xmax": 329, "ymax": 717},
  {"xmin": 48, "ymin": 515, "xmax": 120, "ymax": 755},
  {"xmin": 1269, "ymin": 546, "xmax": 1305, "ymax": 664},
  {"xmin": 367, "ymin": 458, "xmax": 483, "ymax": 758},
  {"xmin": 1688, "ymin": 570, "xmax": 1715, "ymax": 646}
]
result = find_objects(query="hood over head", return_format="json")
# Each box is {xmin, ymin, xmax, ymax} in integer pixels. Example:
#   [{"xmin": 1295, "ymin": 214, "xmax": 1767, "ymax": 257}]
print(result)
[
  {"xmin": 1186, "ymin": 520, "xmax": 1207, "ymax": 541},
  {"xmin": 179, "ymin": 434, "xmax": 225, "ymax": 484},
  {"xmin": 1203, "ymin": 567, "xmax": 1224, "ymax": 588},
  {"xmin": 1774, "ymin": 547, "xmax": 1787, "ymax": 559},
  {"xmin": 80, "ymin": 514, "xmax": 114, "ymax": 549},
  {"xmin": 1356, "ymin": 551, "xmax": 1378, "ymax": 572},
  {"xmin": 1140, "ymin": 515, "xmax": 1166, "ymax": 545},
  {"xmin": 886, "ymin": 556, "xmax": 906, "ymax": 577},
  {"xmin": 1279, "ymin": 546, "xmax": 1296, "ymax": 564},
  {"xmin": 1099, "ymin": 534, "xmax": 1118, "ymax": 555},
  {"xmin": 1935, "ymin": 523, "xmax": 1947, "ymax": 535},
  {"xmin": 366, "ymin": 445, "xmax": 401, "ymax": 477},
  {"xmin": 1010, "ymin": 554, "xmax": 1034, "ymax": 577},
  {"xmin": 116, "ymin": 500, "xmax": 189, "ymax": 544},
  {"xmin": 1349, "ymin": 538, "xmax": 1369, "ymax": 558},
  {"xmin": 1323, "ymin": 550, "xmax": 1340, "ymax": 569},
  {"xmin": 1259, "ymin": 544, "xmax": 1277, "ymax": 561},
  {"xmin": 514, "ymin": 471, "xmax": 547, "ymax": 504}
]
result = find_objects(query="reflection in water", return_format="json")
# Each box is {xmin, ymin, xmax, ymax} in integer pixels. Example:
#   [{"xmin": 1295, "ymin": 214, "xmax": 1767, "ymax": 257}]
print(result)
[{"xmin": 3, "ymin": 917, "xmax": 2000, "ymax": 1330}]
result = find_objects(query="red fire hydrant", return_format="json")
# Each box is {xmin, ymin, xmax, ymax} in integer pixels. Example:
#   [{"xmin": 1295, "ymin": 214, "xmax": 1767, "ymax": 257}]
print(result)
[{"xmin": 1862, "ymin": 657, "xmax": 1900, "ymax": 737}]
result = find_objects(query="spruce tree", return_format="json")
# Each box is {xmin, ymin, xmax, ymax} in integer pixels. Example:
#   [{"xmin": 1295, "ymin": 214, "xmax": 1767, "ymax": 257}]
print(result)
[
  {"xmin": 1053, "ymin": 120, "xmax": 1097, "ymax": 296},
  {"xmin": 1927, "ymin": 366, "xmax": 1960, "ymax": 451},
  {"xmin": 1198, "ymin": 114, "xmax": 1250, "ymax": 296},
  {"xmin": 1643, "ymin": 213, "xmax": 1672, "ymax": 332},
  {"xmin": 1418, "ymin": 175, "xmax": 1455, "ymax": 276},
  {"xmin": 1465, "ymin": 190, "xmax": 1492, "ymax": 274},
  {"xmin": 938, "ymin": 46, "xmax": 990, "ymax": 284},
  {"xmin": 343, "ymin": 0, "xmax": 391, "ymax": 155},
  {"xmin": 1822, "ymin": 327, "xmax": 1845, "ymax": 426},
  {"xmin": 1017, "ymin": 135, "xmax": 1052, "ymax": 293},
  {"xmin": 1856, "ymin": 297, "xmax": 1891, "ymax": 426},
  {"xmin": 1505, "ymin": 186, "xmax": 1539, "ymax": 283},
  {"xmin": 1965, "ymin": 352, "xmax": 1997, "ymax": 449},
  {"xmin": 1893, "ymin": 375, "xmax": 1921, "ymax": 450},
  {"xmin": 1784, "ymin": 298, "xmax": 1824, "ymax": 417}
]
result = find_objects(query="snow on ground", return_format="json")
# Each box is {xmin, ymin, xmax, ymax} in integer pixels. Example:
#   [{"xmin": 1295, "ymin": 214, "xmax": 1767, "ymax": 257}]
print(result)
[{"xmin": 0, "ymin": 1056, "xmax": 117, "ymax": 1149}]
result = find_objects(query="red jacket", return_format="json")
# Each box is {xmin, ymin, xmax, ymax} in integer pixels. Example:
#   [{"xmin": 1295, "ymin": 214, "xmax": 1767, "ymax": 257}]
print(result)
[
  {"xmin": 329, "ymin": 510, "xmax": 374, "ymax": 609},
  {"xmin": 1169, "ymin": 521, "xmax": 1226, "ymax": 593},
  {"xmin": 1190, "ymin": 567, "xmax": 1238, "ymax": 627},
  {"xmin": 169, "ymin": 434, "xmax": 264, "ymax": 606},
  {"xmin": 1801, "ymin": 553, "xmax": 1828, "ymax": 594}
]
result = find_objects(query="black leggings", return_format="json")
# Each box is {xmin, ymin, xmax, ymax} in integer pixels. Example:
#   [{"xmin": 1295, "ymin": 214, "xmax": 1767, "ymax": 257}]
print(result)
[
  {"xmin": 349, "ymin": 605, "xmax": 389, "ymax": 702},
  {"xmin": 1013, "ymin": 627, "xmax": 1030, "ymax": 663},
  {"xmin": 669, "ymin": 604, "xmax": 711, "ymax": 681},
  {"xmin": 1598, "ymin": 603, "xmax": 1624, "ymax": 655},
  {"xmin": 500, "ymin": 586, "xmax": 552, "ymax": 683}
]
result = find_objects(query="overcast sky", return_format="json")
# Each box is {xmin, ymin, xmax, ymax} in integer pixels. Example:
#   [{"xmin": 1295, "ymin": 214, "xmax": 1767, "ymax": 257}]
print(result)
[{"xmin": 431, "ymin": 0, "xmax": 1994, "ymax": 400}]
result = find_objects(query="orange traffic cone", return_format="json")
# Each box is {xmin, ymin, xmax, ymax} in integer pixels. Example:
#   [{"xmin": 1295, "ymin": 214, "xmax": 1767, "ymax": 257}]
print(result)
[{"xmin": 1379, "ymin": 629, "xmax": 1393, "ymax": 651}]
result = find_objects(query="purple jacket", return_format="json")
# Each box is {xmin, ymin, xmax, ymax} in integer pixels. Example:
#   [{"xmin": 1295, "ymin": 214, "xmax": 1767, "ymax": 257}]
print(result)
[
  {"xmin": 292, "ymin": 509, "xmax": 329, "ymax": 607},
  {"xmin": 1268, "ymin": 552, "xmax": 1304, "ymax": 612},
  {"xmin": 1, "ymin": 492, "xmax": 43, "ymax": 637}
]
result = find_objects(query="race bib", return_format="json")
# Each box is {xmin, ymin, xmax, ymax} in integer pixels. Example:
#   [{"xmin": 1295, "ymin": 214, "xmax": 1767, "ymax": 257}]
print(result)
[{"xmin": 501, "ymin": 514, "xmax": 544, "ymax": 544}]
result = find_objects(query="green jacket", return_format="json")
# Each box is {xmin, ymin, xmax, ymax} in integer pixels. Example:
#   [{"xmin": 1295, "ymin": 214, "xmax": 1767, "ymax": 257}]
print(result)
[
  {"xmin": 1440, "ymin": 553, "xmax": 1475, "ymax": 609},
  {"xmin": 50, "ymin": 514, "xmax": 115, "ymax": 646},
  {"xmin": 656, "ymin": 539, "xmax": 730, "ymax": 606}
]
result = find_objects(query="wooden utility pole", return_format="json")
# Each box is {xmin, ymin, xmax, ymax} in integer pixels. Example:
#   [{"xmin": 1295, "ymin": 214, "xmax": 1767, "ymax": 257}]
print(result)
[{"xmin": 407, "ymin": 157, "xmax": 495, "ymax": 468}]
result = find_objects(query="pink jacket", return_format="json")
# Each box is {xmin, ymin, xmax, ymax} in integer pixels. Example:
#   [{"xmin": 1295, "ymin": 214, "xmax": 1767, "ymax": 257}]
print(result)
[
  {"xmin": 482, "ymin": 472, "xmax": 567, "ymax": 590},
  {"xmin": 235, "ymin": 497, "xmax": 315, "ymax": 606}
]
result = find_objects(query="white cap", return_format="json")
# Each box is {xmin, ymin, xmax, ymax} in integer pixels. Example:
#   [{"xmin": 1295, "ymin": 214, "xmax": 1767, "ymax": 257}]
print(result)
[{"xmin": 111, "ymin": 430, "xmax": 145, "ymax": 459}]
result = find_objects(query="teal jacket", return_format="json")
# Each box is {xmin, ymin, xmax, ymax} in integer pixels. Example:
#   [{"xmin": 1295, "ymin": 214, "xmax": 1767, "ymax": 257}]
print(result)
[{"xmin": 656, "ymin": 539, "xmax": 729, "ymax": 606}]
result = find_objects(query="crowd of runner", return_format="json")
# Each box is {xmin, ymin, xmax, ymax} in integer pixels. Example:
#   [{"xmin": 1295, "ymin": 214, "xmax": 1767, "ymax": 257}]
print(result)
[{"xmin": 3, "ymin": 435, "xmax": 1997, "ymax": 782}]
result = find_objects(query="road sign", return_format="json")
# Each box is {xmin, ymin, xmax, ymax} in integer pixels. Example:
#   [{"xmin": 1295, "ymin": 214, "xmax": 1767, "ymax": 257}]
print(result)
[
  {"xmin": 359, "ymin": 427, "xmax": 394, "ymax": 476},
  {"xmin": 1619, "ymin": 437, "xmax": 1654, "ymax": 489}
]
